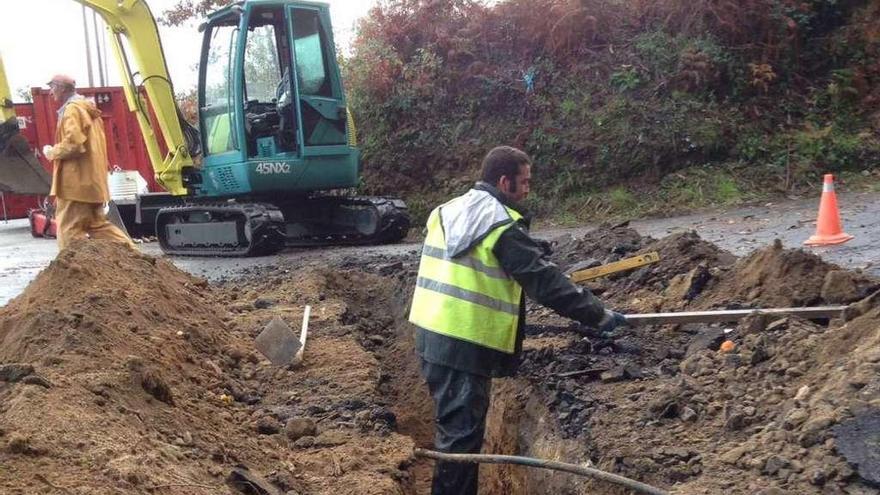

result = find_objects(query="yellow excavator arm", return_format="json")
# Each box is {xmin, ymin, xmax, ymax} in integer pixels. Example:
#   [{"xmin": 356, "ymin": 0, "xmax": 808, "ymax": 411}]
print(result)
[
  {"xmin": 0, "ymin": 53, "xmax": 15, "ymax": 124},
  {"xmin": 75, "ymin": 0, "xmax": 195, "ymax": 196}
]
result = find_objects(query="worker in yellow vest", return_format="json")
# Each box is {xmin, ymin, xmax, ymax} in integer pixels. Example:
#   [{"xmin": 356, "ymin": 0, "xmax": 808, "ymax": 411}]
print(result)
[{"xmin": 409, "ymin": 146, "xmax": 627, "ymax": 495}]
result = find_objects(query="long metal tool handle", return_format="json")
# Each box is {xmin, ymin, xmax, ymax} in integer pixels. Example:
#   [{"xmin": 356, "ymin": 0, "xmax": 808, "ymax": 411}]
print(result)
[
  {"xmin": 414, "ymin": 449, "xmax": 668, "ymax": 495},
  {"xmin": 624, "ymin": 306, "xmax": 847, "ymax": 326}
]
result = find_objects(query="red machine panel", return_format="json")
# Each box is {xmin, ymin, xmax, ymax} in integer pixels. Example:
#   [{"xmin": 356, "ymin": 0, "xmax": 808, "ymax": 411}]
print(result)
[
  {"xmin": 1, "ymin": 192, "xmax": 44, "ymax": 221},
  {"xmin": 12, "ymin": 104, "xmax": 39, "ymax": 149}
]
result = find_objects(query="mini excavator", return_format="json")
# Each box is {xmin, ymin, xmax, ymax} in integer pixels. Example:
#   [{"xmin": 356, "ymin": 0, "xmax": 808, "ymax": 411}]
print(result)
[{"xmin": 0, "ymin": 0, "xmax": 410, "ymax": 256}]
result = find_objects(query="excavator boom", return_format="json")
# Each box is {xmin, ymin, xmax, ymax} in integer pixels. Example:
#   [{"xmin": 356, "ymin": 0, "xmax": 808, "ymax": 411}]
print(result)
[{"xmin": 75, "ymin": 0, "xmax": 196, "ymax": 196}]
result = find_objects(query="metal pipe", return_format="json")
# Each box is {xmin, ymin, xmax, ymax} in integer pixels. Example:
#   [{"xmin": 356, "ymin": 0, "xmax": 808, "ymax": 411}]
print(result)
[
  {"xmin": 101, "ymin": 18, "xmax": 110, "ymax": 86},
  {"xmin": 82, "ymin": 5, "xmax": 94, "ymax": 87},
  {"xmin": 624, "ymin": 306, "xmax": 847, "ymax": 326},
  {"xmin": 93, "ymin": 10, "xmax": 105, "ymax": 87},
  {"xmin": 413, "ymin": 448, "xmax": 668, "ymax": 495}
]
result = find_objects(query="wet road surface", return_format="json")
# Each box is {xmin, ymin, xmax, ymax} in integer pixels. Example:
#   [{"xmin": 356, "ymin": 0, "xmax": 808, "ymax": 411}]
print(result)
[{"xmin": 1, "ymin": 191, "xmax": 877, "ymax": 306}]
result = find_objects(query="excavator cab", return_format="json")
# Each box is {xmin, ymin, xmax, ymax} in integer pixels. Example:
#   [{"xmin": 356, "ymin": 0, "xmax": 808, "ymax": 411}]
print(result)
[{"xmin": 196, "ymin": 1, "xmax": 357, "ymax": 198}]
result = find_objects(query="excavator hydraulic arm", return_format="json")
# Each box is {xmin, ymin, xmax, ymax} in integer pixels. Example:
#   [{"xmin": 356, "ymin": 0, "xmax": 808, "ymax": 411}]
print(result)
[
  {"xmin": 74, "ymin": 0, "xmax": 195, "ymax": 196},
  {"xmin": 0, "ymin": 54, "xmax": 13, "ymax": 124}
]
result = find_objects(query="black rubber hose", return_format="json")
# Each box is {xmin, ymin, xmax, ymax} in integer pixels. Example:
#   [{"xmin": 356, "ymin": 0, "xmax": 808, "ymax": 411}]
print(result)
[{"xmin": 413, "ymin": 448, "xmax": 668, "ymax": 495}]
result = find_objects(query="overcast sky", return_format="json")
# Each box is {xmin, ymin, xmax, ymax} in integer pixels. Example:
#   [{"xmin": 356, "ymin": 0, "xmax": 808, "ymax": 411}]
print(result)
[{"xmin": 0, "ymin": 0, "xmax": 377, "ymax": 100}]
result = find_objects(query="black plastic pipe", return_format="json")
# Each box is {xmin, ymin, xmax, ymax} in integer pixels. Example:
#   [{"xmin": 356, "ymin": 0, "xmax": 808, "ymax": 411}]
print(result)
[{"xmin": 414, "ymin": 448, "xmax": 668, "ymax": 495}]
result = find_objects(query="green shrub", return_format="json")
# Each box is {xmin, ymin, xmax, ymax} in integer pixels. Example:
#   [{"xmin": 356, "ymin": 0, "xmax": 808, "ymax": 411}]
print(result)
[
  {"xmin": 608, "ymin": 186, "xmax": 638, "ymax": 211},
  {"xmin": 714, "ymin": 175, "xmax": 743, "ymax": 204},
  {"xmin": 609, "ymin": 66, "xmax": 643, "ymax": 92},
  {"xmin": 342, "ymin": 0, "xmax": 878, "ymax": 213}
]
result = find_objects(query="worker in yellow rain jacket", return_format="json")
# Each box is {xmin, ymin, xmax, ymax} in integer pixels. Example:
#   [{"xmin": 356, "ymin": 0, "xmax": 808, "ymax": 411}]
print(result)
[
  {"xmin": 43, "ymin": 74, "xmax": 133, "ymax": 250},
  {"xmin": 409, "ymin": 146, "xmax": 629, "ymax": 495}
]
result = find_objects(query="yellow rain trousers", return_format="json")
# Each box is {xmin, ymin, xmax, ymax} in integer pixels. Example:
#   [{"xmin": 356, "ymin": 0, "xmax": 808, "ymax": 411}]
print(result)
[{"xmin": 54, "ymin": 199, "xmax": 133, "ymax": 249}]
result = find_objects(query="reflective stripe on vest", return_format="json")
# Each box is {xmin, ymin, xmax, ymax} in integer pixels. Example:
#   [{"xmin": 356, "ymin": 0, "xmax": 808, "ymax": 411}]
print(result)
[{"xmin": 408, "ymin": 196, "xmax": 523, "ymax": 354}]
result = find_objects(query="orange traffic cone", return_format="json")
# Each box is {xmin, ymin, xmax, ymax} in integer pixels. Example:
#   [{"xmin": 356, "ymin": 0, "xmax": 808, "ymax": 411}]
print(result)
[{"xmin": 804, "ymin": 174, "xmax": 854, "ymax": 246}]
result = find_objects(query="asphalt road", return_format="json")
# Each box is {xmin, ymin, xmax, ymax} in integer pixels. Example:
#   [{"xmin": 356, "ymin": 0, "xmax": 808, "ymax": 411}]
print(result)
[{"xmin": 1, "ymin": 191, "xmax": 877, "ymax": 306}]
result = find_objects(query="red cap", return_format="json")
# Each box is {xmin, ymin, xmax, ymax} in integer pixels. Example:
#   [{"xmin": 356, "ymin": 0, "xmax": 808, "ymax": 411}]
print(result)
[{"xmin": 47, "ymin": 74, "xmax": 75, "ymax": 87}]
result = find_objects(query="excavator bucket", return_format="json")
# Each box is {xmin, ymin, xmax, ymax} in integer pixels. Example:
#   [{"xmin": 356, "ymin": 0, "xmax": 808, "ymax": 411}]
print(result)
[
  {"xmin": 0, "ymin": 120, "xmax": 50, "ymax": 195},
  {"xmin": 1, "ymin": 51, "xmax": 50, "ymax": 195}
]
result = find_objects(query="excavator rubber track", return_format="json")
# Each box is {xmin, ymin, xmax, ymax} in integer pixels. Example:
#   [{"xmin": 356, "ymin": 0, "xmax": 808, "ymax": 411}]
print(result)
[
  {"xmin": 279, "ymin": 195, "xmax": 411, "ymax": 247},
  {"xmin": 156, "ymin": 202, "xmax": 286, "ymax": 257},
  {"xmin": 154, "ymin": 196, "xmax": 410, "ymax": 256}
]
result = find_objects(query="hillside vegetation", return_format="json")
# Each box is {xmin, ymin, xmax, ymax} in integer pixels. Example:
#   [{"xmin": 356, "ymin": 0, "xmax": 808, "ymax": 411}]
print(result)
[{"xmin": 344, "ymin": 0, "xmax": 880, "ymax": 223}]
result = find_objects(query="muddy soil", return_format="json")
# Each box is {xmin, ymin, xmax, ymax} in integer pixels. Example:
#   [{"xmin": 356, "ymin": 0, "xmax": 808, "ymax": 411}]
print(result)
[
  {"xmin": 0, "ymin": 241, "xmax": 415, "ymax": 494},
  {"xmin": 483, "ymin": 226, "xmax": 880, "ymax": 494},
  {"xmin": 3, "ymin": 226, "xmax": 880, "ymax": 494}
]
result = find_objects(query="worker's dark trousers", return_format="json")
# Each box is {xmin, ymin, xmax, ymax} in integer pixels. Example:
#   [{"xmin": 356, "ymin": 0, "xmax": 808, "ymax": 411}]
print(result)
[{"xmin": 419, "ymin": 359, "xmax": 492, "ymax": 495}]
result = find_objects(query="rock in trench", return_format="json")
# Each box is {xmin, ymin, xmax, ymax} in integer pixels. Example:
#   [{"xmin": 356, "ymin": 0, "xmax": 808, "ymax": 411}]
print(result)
[
  {"xmin": 285, "ymin": 418, "xmax": 317, "ymax": 441},
  {"xmin": 0, "ymin": 364, "xmax": 34, "ymax": 382},
  {"xmin": 686, "ymin": 328, "xmax": 725, "ymax": 356}
]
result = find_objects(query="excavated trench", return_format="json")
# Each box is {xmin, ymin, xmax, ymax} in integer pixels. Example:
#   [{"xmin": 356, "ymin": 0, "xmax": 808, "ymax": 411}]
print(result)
[
  {"xmin": 354, "ymin": 225, "xmax": 880, "ymax": 495},
  {"xmin": 365, "ymin": 266, "xmax": 606, "ymax": 494}
]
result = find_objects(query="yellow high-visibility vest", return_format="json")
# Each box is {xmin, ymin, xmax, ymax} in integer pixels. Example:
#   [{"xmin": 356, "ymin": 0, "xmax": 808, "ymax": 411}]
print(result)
[{"xmin": 409, "ymin": 190, "xmax": 523, "ymax": 354}]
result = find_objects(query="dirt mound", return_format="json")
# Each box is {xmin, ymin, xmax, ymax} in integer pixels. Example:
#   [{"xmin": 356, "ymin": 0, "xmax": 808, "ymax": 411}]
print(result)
[
  {"xmin": 0, "ymin": 241, "xmax": 414, "ymax": 494},
  {"xmin": 553, "ymin": 224, "xmax": 647, "ymax": 271},
  {"xmin": 554, "ymin": 227, "xmax": 736, "ymax": 312},
  {"xmin": 504, "ymin": 233, "xmax": 880, "ymax": 493},
  {"xmin": 640, "ymin": 231, "xmax": 736, "ymax": 279},
  {"xmin": 645, "ymin": 291, "xmax": 880, "ymax": 493},
  {"xmin": 616, "ymin": 230, "xmax": 736, "ymax": 306},
  {"xmin": 0, "ymin": 239, "xmax": 219, "ymax": 365},
  {"xmin": 694, "ymin": 239, "xmax": 878, "ymax": 309},
  {"xmin": 509, "ymin": 294, "xmax": 880, "ymax": 493},
  {"xmin": 558, "ymin": 228, "xmax": 874, "ymax": 313}
]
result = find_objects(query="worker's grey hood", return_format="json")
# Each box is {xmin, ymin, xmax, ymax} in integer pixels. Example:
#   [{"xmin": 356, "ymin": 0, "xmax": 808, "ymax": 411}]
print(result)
[
  {"xmin": 440, "ymin": 187, "xmax": 515, "ymax": 257},
  {"xmin": 56, "ymin": 94, "xmax": 88, "ymax": 122}
]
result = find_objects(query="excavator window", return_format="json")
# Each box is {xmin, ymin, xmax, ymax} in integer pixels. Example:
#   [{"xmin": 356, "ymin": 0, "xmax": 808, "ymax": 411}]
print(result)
[
  {"xmin": 201, "ymin": 23, "xmax": 239, "ymax": 155},
  {"xmin": 241, "ymin": 6, "xmax": 296, "ymax": 157},
  {"xmin": 244, "ymin": 24, "xmax": 282, "ymax": 103},
  {"xmin": 291, "ymin": 9, "xmax": 332, "ymax": 98},
  {"xmin": 291, "ymin": 8, "xmax": 347, "ymax": 146}
]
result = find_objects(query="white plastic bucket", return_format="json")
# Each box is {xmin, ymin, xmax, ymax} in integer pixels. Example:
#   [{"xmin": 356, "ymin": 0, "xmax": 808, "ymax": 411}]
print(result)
[{"xmin": 108, "ymin": 167, "xmax": 148, "ymax": 201}]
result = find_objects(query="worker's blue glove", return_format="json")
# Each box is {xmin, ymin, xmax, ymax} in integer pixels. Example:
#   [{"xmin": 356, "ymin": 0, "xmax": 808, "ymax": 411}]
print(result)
[{"xmin": 597, "ymin": 310, "xmax": 629, "ymax": 337}]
